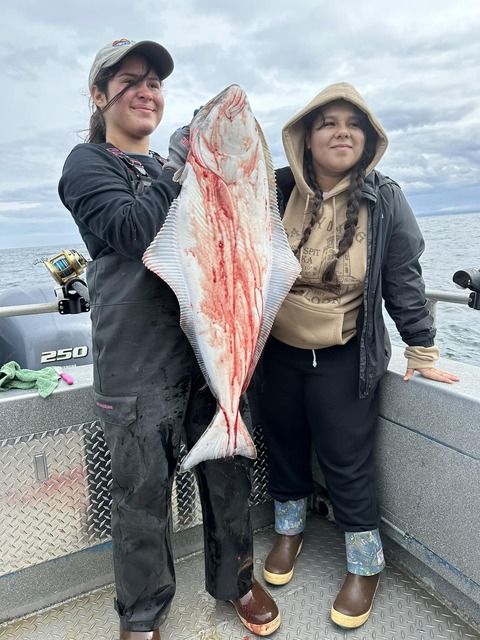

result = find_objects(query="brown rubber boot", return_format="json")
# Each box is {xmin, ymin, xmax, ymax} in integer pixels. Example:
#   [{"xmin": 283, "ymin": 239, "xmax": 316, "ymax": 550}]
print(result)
[
  {"xmin": 119, "ymin": 624, "xmax": 160, "ymax": 639},
  {"xmin": 331, "ymin": 572, "xmax": 380, "ymax": 628},
  {"xmin": 229, "ymin": 577, "xmax": 281, "ymax": 636},
  {"xmin": 263, "ymin": 533, "xmax": 303, "ymax": 585}
]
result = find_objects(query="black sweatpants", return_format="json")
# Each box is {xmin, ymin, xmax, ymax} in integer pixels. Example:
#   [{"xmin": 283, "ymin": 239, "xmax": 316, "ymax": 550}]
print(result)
[{"xmin": 259, "ymin": 336, "xmax": 380, "ymax": 532}]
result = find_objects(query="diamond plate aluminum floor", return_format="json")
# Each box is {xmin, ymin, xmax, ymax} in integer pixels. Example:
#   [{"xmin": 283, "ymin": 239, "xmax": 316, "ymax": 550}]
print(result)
[{"xmin": 1, "ymin": 514, "xmax": 478, "ymax": 640}]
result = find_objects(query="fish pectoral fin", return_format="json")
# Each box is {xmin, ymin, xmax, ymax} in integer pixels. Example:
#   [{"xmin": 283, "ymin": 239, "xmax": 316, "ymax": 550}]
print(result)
[{"xmin": 179, "ymin": 413, "xmax": 257, "ymax": 473}]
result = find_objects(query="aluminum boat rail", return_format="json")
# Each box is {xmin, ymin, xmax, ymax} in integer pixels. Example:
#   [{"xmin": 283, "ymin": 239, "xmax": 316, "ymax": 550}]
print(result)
[{"xmin": 0, "ymin": 288, "xmax": 471, "ymax": 320}]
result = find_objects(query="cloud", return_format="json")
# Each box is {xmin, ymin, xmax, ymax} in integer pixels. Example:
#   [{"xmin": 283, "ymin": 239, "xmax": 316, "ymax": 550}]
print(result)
[{"xmin": 1, "ymin": 0, "xmax": 479, "ymax": 248}]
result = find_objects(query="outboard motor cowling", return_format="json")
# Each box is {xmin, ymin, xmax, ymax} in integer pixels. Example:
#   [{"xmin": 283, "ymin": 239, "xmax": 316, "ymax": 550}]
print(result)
[{"xmin": 0, "ymin": 286, "xmax": 92, "ymax": 370}]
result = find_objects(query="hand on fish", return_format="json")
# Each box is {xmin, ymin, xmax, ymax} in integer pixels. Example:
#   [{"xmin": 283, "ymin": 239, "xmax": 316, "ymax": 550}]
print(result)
[
  {"xmin": 163, "ymin": 107, "xmax": 203, "ymax": 173},
  {"xmin": 163, "ymin": 125, "xmax": 191, "ymax": 172}
]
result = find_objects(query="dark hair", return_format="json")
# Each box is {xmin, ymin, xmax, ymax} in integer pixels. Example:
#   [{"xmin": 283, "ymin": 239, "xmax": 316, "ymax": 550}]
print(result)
[
  {"xmin": 295, "ymin": 100, "xmax": 377, "ymax": 291},
  {"xmin": 87, "ymin": 54, "xmax": 162, "ymax": 144}
]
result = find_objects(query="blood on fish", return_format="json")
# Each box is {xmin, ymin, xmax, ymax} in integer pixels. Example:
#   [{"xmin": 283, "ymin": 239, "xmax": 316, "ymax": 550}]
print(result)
[{"xmin": 143, "ymin": 84, "xmax": 301, "ymax": 471}]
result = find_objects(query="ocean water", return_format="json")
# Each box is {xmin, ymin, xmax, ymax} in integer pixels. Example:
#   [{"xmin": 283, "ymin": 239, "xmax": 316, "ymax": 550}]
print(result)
[
  {"xmin": 386, "ymin": 212, "xmax": 480, "ymax": 366},
  {"xmin": 0, "ymin": 212, "xmax": 479, "ymax": 364}
]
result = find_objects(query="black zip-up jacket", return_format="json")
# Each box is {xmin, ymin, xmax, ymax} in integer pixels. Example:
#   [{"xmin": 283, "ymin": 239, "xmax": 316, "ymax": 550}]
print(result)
[{"xmin": 276, "ymin": 166, "xmax": 436, "ymax": 398}]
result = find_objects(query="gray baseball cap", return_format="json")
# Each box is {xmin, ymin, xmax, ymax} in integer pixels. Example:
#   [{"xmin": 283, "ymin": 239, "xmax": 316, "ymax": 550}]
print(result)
[{"xmin": 88, "ymin": 38, "xmax": 174, "ymax": 88}]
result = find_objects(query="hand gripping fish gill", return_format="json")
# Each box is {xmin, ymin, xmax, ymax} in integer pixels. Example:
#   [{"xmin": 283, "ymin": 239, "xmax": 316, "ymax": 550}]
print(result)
[{"xmin": 143, "ymin": 84, "xmax": 301, "ymax": 472}]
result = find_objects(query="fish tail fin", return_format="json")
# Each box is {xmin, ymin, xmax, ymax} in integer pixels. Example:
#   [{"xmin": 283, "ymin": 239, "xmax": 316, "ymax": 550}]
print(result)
[{"xmin": 179, "ymin": 411, "xmax": 257, "ymax": 473}]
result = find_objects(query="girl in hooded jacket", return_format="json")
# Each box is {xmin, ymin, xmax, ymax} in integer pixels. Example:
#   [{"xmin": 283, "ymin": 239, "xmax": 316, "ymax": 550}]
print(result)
[{"xmin": 259, "ymin": 82, "xmax": 460, "ymax": 629}]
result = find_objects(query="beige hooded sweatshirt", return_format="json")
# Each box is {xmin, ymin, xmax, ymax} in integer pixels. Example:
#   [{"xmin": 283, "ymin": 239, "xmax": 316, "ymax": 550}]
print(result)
[{"xmin": 272, "ymin": 82, "xmax": 388, "ymax": 350}]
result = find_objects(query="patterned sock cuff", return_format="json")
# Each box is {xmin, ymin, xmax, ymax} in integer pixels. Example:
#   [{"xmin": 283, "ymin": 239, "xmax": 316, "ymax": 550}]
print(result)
[
  {"xmin": 274, "ymin": 498, "xmax": 307, "ymax": 535},
  {"xmin": 345, "ymin": 528, "xmax": 385, "ymax": 575}
]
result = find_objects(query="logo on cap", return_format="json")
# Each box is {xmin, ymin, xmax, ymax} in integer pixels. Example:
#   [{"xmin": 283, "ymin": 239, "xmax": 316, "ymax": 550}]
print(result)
[{"xmin": 112, "ymin": 38, "xmax": 132, "ymax": 48}]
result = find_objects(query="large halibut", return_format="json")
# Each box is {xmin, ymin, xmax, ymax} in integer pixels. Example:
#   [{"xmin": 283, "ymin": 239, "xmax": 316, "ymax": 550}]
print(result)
[{"xmin": 143, "ymin": 84, "xmax": 300, "ymax": 472}]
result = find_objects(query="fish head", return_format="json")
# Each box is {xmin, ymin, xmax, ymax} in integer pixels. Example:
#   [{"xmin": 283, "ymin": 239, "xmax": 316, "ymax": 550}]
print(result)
[{"xmin": 190, "ymin": 84, "xmax": 261, "ymax": 184}]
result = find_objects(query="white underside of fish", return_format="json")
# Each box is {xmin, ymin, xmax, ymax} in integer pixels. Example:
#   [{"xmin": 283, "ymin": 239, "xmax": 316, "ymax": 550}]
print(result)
[{"xmin": 143, "ymin": 85, "xmax": 301, "ymax": 472}]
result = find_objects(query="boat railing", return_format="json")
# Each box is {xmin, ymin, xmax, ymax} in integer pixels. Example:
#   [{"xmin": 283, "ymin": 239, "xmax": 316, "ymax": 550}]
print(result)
[
  {"xmin": 0, "ymin": 288, "xmax": 474, "ymax": 319},
  {"xmin": 425, "ymin": 289, "xmax": 471, "ymax": 325},
  {"xmin": 0, "ymin": 301, "xmax": 59, "ymax": 318}
]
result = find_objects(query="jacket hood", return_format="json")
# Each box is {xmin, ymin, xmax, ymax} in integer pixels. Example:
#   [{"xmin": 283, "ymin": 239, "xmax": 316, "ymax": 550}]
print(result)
[{"xmin": 282, "ymin": 82, "xmax": 388, "ymax": 196}]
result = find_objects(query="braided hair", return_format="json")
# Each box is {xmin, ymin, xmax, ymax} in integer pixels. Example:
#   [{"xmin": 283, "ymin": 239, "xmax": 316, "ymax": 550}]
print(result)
[
  {"xmin": 293, "ymin": 160, "xmax": 324, "ymax": 257},
  {"xmin": 296, "ymin": 101, "xmax": 377, "ymax": 291}
]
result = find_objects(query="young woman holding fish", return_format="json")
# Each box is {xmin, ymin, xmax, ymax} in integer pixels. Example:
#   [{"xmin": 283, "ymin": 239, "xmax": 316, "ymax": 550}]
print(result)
[
  {"xmin": 259, "ymin": 82, "xmax": 460, "ymax": 629},
  {"xmin": 58, "ymin": 38, "xmax": 280, "ymax": 639}
]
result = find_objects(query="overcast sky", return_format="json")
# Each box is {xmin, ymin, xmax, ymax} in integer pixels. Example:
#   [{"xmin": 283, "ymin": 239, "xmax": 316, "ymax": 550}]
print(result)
[{"xmin": 1, "ymin": 0, "xmax": 479, "ymax": 249}]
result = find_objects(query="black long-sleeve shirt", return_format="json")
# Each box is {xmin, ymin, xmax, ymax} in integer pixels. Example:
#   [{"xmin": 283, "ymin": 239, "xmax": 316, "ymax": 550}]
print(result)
[{"xmin": 58, "ymin": 143, "xmax": 181, "ymax": 261}]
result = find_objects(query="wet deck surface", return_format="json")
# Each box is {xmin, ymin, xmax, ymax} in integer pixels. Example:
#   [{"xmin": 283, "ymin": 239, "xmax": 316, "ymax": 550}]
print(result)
[{"xmin": 1, "ymin": 513, "xmax": 479, "ymax": 640}]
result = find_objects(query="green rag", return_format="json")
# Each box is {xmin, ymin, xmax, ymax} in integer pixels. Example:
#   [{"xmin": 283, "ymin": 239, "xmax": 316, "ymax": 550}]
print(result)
[{"xmin": 0, "ymin": 361, "xmax": 59, "ymax": 398}]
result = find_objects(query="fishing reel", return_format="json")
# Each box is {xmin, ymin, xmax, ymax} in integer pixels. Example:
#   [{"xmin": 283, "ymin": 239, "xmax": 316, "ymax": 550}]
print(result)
[
  {"xmin": 43, "ymin": 249, "xmax": 90, "ymax": 314},
  {"xmin": 452, "ymin": 268, "xmax": 480, "ymax": 310}
]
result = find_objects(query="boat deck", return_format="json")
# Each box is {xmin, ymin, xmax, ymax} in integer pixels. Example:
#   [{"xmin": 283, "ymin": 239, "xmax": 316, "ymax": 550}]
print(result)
[
  {"xmin": 1, "ymin": 352, "xmax": 479, "ymax": 639},
  {"xmin": 1, "ymin": 513, "xmax": 478, "ymax": 640}
]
